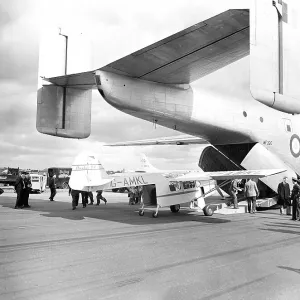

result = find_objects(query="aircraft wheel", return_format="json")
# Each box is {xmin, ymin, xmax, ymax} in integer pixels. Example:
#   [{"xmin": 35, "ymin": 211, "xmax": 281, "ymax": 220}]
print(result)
[
  {"xmin": 203, "ymin": 205, "xmax": 213, "ymax": 216},
  {"xmin": 170, "ymin": 204, "xmax": 180, "ymax": 213},
  {"xmin": 152, "ymin": 212, "xmax": 158, "ymax": 218},
  {"xmin": 139, "ymin": 210, "xmax": 144, "ymax": 216}
]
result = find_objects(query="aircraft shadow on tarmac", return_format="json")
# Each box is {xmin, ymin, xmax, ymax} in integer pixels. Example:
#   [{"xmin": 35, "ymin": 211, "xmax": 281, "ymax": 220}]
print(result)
[
  {"xmin": 0, "ymin": 197, "xmax": 230, "ymax": 225},
  {"xmin": 260, "ymin": 221, "xmax": 300, "ymax": 236}
]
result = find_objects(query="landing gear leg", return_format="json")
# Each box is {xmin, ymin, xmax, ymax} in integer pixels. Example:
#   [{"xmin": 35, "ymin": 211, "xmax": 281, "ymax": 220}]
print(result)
[
  {"xmin": 152, "ymin": 205, "xmax": 159, "ymax": 218},
  {"xmin": 139, "ymin": 203, "xmax": 145, "ymax": 216}
]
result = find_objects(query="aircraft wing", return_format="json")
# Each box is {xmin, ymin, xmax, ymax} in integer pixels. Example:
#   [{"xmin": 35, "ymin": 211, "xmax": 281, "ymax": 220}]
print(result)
[
  {"xmin": 174, "ymin": 169, "xmax": 287, "ymax": 182},
  {"xmin": 105, "ymin": 135, "xmax": 208, "ymax": 146},
  {"xmin": 44, "ymin": 9, "xmax": 249, "ymax": 86}
]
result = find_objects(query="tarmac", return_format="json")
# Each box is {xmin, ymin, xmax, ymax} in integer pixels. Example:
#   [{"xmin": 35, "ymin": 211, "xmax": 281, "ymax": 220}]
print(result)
[{"xmin": 1, "ymin": 190, "xmax": 300, "ymax": 300}]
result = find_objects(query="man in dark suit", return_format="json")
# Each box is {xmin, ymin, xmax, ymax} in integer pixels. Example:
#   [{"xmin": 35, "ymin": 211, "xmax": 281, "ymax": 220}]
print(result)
[
  {"xmin": 80, "ymin": 191, "xmax": 88, "ymax": 208},
  {"xmin": 14, "ymin": 172, "xmax": 26, "ymax": 209},
  {"xmin": 23, "ymin": 172, "xmax": 32, "ymax": 208},
  {"xmin": 69, "ymin": 188, "xmax": 80, "ymax": 210},
  {"xmin": 291, "ymin": 178, "xmax": 300, "ymax": 221},
  {"xmin": 277, "ymin": 176, "xmax": 291, "ymax": 215},
  {"xmin": 48, "ymin": 174, "xmax": 56, "ymax": 201}
]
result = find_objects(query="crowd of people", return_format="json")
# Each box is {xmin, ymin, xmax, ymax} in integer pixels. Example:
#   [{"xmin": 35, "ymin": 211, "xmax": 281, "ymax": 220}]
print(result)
[
  {"xmin": 69, "ymin": 189, "xmax": 107, "ymax": 210},
  {"xmin": 14, "ymin": 171, "xmax": 32, "ymax": 209},
  {"xmin": 277, "ymin": 176, "xmax": 300, "ymax": 220},
  {"xmin": 11, "ymin": 171, "xmax": 109, "ymax": 211},
  {"xmin": 8, "ymin": 171, "xmax": 300, "ymax": 219},
  {"xmin": 227, "ymin": 176, "xmax": 300, "ymax": 218},
  {"xmin": 127, "ymin": 186, "xmax": 142, "ymax": 205}
]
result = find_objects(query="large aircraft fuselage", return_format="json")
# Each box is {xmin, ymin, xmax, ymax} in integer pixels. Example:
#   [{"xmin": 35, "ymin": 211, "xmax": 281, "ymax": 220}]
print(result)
[{"xmin": 96, "ymin": 70, "xmax": 300, "ymax": 176}]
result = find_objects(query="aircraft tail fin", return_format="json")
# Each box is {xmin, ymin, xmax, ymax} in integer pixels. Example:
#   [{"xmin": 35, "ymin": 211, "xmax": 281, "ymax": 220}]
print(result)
[
  {"xmin": 140, "ymin": 154, "xmax": 159, "ymax": 173},
  {"xmin": 250, "ymin": 0, "xmax": 300, "ymax": 114},
  {"xmin": 69, "ymin": 152, "xmax": 113, "ymax": 192},
  {"xmin": 37, "ymin": 28, "xmax": 94, "ymax": 139}
]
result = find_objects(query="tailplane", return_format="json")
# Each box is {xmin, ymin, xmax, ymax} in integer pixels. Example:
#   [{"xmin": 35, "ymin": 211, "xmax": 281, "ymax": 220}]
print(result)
[{"xmin": 69, "ymin": 152, "xmax": 113, "ymax": 191}]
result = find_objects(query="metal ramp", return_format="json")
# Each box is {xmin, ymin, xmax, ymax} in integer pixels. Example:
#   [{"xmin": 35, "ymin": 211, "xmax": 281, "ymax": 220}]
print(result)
[{"xmin": 211, "ymin": 201, "xmax": 248, "ymax": 215}]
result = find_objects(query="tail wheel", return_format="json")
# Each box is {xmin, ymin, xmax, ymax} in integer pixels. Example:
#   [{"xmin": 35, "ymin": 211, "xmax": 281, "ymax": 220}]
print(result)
[
  {"xmin": 203, "ymin": 205, "xmax": 213, "ymax": 216},
  {"xmin": 152, "ymin": 212, "xmax": 158, "ymax": 218},
  {"xmin": 170, "ymin": 204, "xmax": 180, "ymax": 213}
]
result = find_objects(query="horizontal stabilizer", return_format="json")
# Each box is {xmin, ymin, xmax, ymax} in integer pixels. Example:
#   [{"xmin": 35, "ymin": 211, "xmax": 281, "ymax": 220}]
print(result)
[
  {"xmin": 69, "ymin": 152, "xmax": 113, "ymax": 192},
  {"xmin": 42, "ymin": 71, "xmax": 96, "ymax": 89},
  {"xmin": 105, "ymin": 135, "xmax": 208, "ymax": 146}
]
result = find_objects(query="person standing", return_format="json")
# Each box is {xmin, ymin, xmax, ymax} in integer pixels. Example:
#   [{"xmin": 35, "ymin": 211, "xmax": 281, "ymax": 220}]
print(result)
[
  {"xmin": 277, "ymin": 176, "xmax": 291, "ymax": 215},
  {"xmin": 228, "ymin": 179, "xmax": 241, "ymax": 209},
  {"xmin": 80, "ymin": 191, "xmax": 88, "ymax": 207},
  {"xmin": 22, "ymin": 172, "xmax": 32, "ymax": 208},
  {"xmin": 14, "ymin": 172, "xmax": 26, "ymax": 209},
  {"xmin": 69, "ymin": 188, "xmax": 80, "ymax": 210},
  {"xmin": 87, "ymin": 191, "xmax": 94, "ymax": 205},
  {"xmin": 128, "ymin": 187, "xmax": 135, "ymax": 205},
  {"xmin": 291, "ymin": 178, "xmax": 300, "ymax": 221},
  {"xmin": 96, "ymin": 190, "xmax": 107, "ymax": 205},
  {"xmin": 244, "ymin": 178, "xmax": 259, "ymax": 214},
  {"xmin": 48, "ymin": 174, "xmax": 56, "ymax": 201}
]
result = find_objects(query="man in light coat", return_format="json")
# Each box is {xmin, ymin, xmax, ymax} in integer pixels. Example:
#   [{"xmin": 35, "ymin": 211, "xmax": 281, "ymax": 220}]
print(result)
[{"xmin": 244, "ymin": 178, "xmax": 259, "ymax": 214}]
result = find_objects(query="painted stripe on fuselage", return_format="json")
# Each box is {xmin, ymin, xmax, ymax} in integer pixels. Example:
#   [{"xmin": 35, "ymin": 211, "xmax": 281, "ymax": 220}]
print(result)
[{"xmin": 157, "ymin": 189, "xmax": 196, "ymax": 198}]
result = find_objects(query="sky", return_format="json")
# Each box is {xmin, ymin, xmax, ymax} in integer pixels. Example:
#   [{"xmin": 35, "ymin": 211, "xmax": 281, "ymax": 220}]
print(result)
[{"xmin": 0, "ymin": 0, "xmax": 250, "ymax": 171}]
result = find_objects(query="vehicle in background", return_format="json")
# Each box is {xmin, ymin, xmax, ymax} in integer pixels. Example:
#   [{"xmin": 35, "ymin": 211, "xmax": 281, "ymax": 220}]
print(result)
[
  {"xmin": 47, "ymin": 167, "xmax": 72, "ymax": 189},
  {"xmin": 30, "ymin": 174, "xmax": 47, "ymax": 193},
  {"xmin": 0, "ymin": 167, "xmax": 19, "ymax": 186}
]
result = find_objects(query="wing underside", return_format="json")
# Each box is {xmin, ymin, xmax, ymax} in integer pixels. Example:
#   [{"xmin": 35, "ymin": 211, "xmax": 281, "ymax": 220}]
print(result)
[
  {"xmin": 175, "ymin": 169, "xmax": 287, "ymax": 181},
  {"xmin": 104, "ymin": 135, "xmax": 208, "ymax": 147},
  {"xmin": 45, "ymin": 9, "xmax": 249, "ymax": 87}
]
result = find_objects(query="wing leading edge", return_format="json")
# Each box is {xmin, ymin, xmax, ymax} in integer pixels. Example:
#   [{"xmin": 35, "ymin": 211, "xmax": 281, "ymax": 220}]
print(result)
[
  {"xmin": 104, "ymin": 135, "xmax": 208, "ymax": 147},
  {"xmin": 45, "ymin": 9, "xmax": 249, "ymax": 87},
  {"xmin": 175, "ymin": 169, "xmax": 287, "ymax": 182}
]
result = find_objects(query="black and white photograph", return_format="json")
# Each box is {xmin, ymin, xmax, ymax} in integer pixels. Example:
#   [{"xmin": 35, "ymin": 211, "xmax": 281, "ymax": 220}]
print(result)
[{"xmin": 1, "ymin": 0, "xmax": 300, "ymax": 299}]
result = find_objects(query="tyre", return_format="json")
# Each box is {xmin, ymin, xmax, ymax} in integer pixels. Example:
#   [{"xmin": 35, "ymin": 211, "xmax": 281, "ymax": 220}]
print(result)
[
  {"xmin": 152, "ymin": 211, "xmax": 158, "ymax": 218},
  {"xmin": 203, "ymin": 205, "xmax": 213, "ymax": 216},
  {"xmin": 170, "ymin": 204, "xmax": 180, "ymax": 213},
  {"xmin": 139, "ymin": 210, "xmax": 144, "ymax": 216}
]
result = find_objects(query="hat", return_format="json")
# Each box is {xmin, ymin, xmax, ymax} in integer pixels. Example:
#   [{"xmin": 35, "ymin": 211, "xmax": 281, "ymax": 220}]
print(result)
[
  {"xmin": 292, "ymin": 177, "xmax": 300, "ymax": 184},
  {"xmin": 283, "ymin": 176, "xmax": 288, "ymax": 179}
]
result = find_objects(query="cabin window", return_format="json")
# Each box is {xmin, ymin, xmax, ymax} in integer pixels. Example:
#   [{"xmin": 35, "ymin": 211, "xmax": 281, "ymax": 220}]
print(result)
[
  {"xmin": 169, "ymin": 181, "xmax": 181, "ymax": 192},
  {"xmin": 183, "ymin": 181, "xmax": 196, "ymax": 189}
]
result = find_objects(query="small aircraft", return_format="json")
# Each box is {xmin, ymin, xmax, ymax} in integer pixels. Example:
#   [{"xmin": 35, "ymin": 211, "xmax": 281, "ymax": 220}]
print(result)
[
  {"xmin": 138, "ymin": 153, "xmax": 227, "ymax": 203},
  {"xmin": 69, "ymin": 152, "xmax": 286, "ymax": 218}
]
